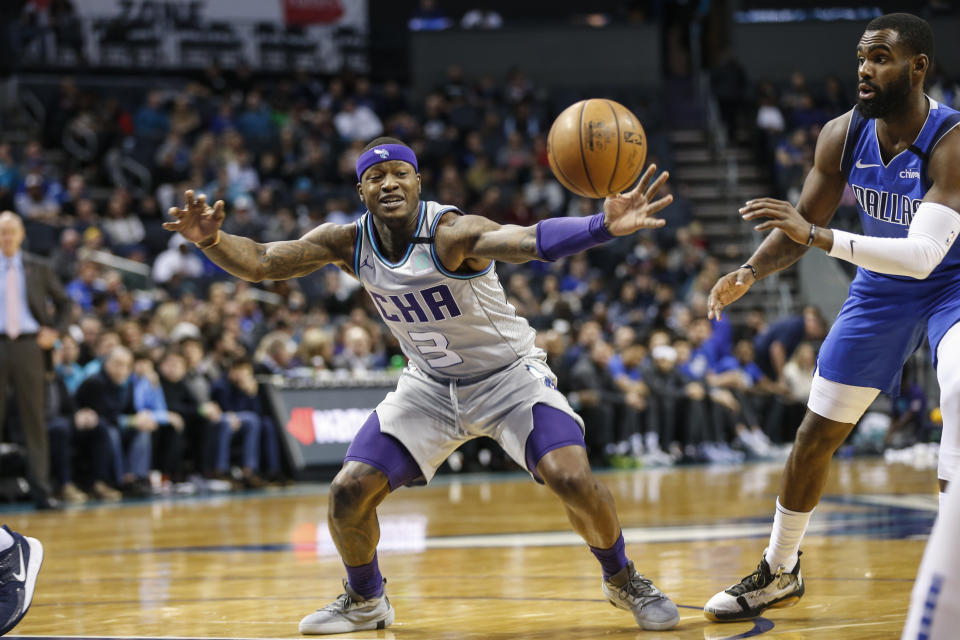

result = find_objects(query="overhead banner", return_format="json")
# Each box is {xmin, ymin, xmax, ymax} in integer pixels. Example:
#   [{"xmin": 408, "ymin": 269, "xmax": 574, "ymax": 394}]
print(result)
[
  {"xmin": 283, "ymin": 0, "xmax": 346, "ymax": 25},
  {"xmin": 71, "ymin": 0, "xmax": 368, "ymax": 72},
  {"xmin": 77, "ymin": 0, "xmax": 362, "ymax": 24}
]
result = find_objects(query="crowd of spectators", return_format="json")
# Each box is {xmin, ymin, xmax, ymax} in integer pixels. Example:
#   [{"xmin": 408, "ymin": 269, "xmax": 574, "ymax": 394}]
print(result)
[
  {"xmin": 754, "ymin": 71, "xmax": 853, "ymax": 206},
  {"xmin": 744, "ymin": 66, "xmax": 960, "ymax": 234},
  {"xmin": 37, "ymin": 312, "xmax": 288, "ymax": 504},
  {"xmin": 0, "ymin": 59, "xmax": 856, "ymax": 505}
]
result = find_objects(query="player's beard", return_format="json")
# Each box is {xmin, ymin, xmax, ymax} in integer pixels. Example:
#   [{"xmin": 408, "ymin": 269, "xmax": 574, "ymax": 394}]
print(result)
[{"xmin": 856, "ymin": 65, "xmax": 912, "ymax": 119}]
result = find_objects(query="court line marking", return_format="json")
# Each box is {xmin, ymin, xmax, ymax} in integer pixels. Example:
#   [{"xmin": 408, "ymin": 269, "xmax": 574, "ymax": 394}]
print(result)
[
  {"xmin": 29, "ymin": 594, "xmax": 687, "ymax": 607},
  {"xmin": 0, "ymin": 467, "xmax": 937, "ymax": 518},
  {"xmin": 770, "ymin": 618, "xmax": 902, "ymax": 633},
  {"xmin": 8, "ymin": 637, "xmax": 311, "ymax": 640},
  {"xmin": 0, "ymin": 461, "xmax": 798, "ymax": 516},
  {"xmin": 97, "ymin": 510, "xmax": 930, "ymax": 560},
  {"xmin": 34, "ymin": 572, "xmax": 916, "ymax": 585},
  {"xmin": 822, "ymin": 493, "xmax": 938, "ymax": 511},
  {"xmin": 423, "ymin": 512, "xmax": 928, "ymax": 548},
  {"xmin": 435, "ymin": 522, "xmax": 775, "ymax": 547}
]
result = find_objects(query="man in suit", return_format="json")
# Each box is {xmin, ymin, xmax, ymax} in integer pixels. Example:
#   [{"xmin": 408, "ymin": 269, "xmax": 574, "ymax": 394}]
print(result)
[{"xmin": 0, "ymin": 211, "xmax": 72, "ymax": 509}]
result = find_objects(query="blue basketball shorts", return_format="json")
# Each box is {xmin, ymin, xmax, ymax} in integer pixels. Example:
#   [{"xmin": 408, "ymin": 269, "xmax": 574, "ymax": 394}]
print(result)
[{"xmin": 817, "ymin": 273, "xmax": 960, "ymax": 395}]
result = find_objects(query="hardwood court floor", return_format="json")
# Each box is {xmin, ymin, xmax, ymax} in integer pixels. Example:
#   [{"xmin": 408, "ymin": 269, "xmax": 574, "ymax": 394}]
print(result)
[{"xmin": 3, "ymin": 457, "xmax": 940, "ymax": 640}]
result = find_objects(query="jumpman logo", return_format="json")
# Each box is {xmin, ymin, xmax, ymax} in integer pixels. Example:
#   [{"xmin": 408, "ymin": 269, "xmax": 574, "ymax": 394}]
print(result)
[{"xmin": 359, "ymin": 256, "xmax": 374, "ymax": 272}]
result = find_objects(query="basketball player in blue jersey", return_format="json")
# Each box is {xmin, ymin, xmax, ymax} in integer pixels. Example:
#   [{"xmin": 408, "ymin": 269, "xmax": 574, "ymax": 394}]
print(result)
[
  {"xmin": 164, "ymin": 137, "xmax": 680, "ymax": 633},
  {"xmin": 703, "ymin": 13, "xmax": 960, "ymax": 623}
]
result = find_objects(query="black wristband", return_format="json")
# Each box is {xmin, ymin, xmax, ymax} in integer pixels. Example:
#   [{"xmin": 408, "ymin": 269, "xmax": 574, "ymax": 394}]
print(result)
[
  {"xmin": 740, "ymin": 263, "xmax": 758, "ymax": 281},
  {"xmin": 806, "ymin": 224, "xmax": 816, "ymax": 247}
]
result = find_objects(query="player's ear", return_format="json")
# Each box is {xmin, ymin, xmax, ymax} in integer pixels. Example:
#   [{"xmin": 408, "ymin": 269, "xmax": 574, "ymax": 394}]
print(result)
[
  {"xmin": 914, "ymin": 54, "xmax": 928, "ymax": 75},
  {"xmin": 357, "ymin": 182, "xmax": 364, "ymax": 203},
  {"xmin": 417, "ymin": 173, "xmax": 422, "ymax": 195}
]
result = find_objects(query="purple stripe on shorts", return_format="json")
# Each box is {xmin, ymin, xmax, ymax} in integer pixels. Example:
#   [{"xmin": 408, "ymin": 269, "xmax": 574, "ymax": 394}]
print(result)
[
  {"xmin": 344, "ymin": 412, "xmax": 425, "ymax": 490},
  {"xmin": 525, "ymin": 403, "xmax": 586, "ymax": 484}
]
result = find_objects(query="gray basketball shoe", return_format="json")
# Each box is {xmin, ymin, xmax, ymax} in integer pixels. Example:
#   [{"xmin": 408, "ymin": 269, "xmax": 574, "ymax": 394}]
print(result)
[
  {"xmin": 703, "ymin": 551, "xmax": 804, "ymax": 621},
  {"xmin": 299, "ymin": 579, "xmax": 394, "ymax": 635},
  {"xmin": 602, "ymin": 561, "xmax": 681, "ymax": 630}
]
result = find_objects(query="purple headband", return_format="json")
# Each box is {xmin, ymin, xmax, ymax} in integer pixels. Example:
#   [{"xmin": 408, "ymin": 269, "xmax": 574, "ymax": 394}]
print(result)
[{"xmin": 355, "ymin": 144, "xmax": 419, "ymax": 181}]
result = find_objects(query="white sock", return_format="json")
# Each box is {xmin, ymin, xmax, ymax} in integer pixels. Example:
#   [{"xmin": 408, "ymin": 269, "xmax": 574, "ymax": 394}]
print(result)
[
  {"xmin": 764, "ymin": 498, "xmax": 814, "ymax": 573},
  {"xmin": 941, "ymin": 491, "xmax": 947, "ymax": 512},
  {"xmin": 0, "ymin": 527, "xmax": 13, "ymax": 551}
]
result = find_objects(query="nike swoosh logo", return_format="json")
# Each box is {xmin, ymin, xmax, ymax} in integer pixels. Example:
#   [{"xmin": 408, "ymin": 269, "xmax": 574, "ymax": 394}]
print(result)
[
  {"xmin": 12, "ymin": 544, "xmax": 25, "ymax": 581},
  {"xmin": 849, "ymin": 239, "xmax": 856, "ymax": 257},
  {"xmin": 855, "ymin": 159, "xmax": 881, "ymax": 169}
]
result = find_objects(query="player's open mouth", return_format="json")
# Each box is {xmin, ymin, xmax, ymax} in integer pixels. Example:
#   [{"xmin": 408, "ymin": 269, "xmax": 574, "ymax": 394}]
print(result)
[
  {"xmin": 858, "ymin": 84, "xmax": 876, "ymax": 99},
  {"xmin": 380, "ymin": 196, "xmax": 404, "ymax": 209}
]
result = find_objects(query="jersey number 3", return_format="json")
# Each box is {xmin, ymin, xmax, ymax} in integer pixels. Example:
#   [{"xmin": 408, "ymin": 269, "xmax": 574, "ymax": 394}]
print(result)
[{"xmin": 408, "ymin": 331, "xmax": 463, "ymax": 369}]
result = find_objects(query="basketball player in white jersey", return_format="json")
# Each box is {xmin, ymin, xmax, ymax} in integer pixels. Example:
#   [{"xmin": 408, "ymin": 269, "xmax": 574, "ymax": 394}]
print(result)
[
  {"xmin": 164, "ymin": 137, "xmax": 680, "ymax": 633},
  {"xmin": 902, "ymin": 481, "xmax": 960, "ymax": 639}
]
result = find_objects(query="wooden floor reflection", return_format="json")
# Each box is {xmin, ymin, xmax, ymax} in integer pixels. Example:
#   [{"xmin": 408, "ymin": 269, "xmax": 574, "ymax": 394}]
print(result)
[{"xmin": 4, "ymin": 457, "xmax": 939, "ymax": 639}]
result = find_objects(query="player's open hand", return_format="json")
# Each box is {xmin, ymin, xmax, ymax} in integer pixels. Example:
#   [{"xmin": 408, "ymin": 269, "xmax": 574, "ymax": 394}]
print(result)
[
  {"xmin": 602, "ymin": 164, "xmax": 673, "ymax": 236},
  {"xmin": 707, "ymin": 268, "xmax": 755, "ymax": 320},
  {"xmin": 740, "ymin": 198, "xmax": 810, "ymax": 245},
  {"xmin": 162, "ymin": 190, "xmax": 225, "ymax": 245}
]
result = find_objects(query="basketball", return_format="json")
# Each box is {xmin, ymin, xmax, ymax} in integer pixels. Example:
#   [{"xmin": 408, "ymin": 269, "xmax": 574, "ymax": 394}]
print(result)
[{"xmin": 547, "ymin": 99, "xmax": 647, "ymax": 199}]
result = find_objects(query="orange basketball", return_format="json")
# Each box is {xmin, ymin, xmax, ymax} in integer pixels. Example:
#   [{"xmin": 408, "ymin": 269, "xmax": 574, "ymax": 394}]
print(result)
[{"xmin": 547, "ymin": 98, "xmax": 647, "ymax": 199}]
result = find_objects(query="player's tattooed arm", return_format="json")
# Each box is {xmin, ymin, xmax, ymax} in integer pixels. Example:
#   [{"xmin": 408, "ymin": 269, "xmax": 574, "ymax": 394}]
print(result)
[
  {"xmin": 165, "ymin": 190, "xmax": 358, "ymax": 281},
  {"xmin": 434, "ymin": 212, "xmax": 541, "ymax": 272},
  {"xmin": 744, "ymin": 112, "xmax": 850, "ymax": 280},
  {"xmin": 204, "ymin": 223, "xmax": 357, "ymax": 282}
]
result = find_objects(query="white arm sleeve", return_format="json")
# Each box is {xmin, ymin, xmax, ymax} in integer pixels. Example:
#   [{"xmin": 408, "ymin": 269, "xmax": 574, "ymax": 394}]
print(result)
[{"xmin": 828, "ymin": 202, "xmax": 960, "ymax": 279}]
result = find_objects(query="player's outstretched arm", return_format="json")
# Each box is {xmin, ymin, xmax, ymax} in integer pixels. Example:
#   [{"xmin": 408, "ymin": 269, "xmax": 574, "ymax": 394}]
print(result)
[
  {"xmin": 435, "ymin": 165, "xmax": 671, "ymax": 270},
  {"xmin": 742, "ymin": 128, "xmax": 960, "ymax": 280},
  {"xmin": 707, "ymin": 113, "xmax": 849, "ymax": 319},
  {"xmin": 163, "ymin": 190, "xmax": 356, "ymax": 282}
]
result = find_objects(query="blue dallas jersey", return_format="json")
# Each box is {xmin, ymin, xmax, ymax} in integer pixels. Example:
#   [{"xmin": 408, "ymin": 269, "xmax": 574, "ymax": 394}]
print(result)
[
  {"xmin": 841, "ymin": 97, "xmax": 960, "ymax": 284},
  {"xmin": 815, "ymin": 97, "xmax": 960, "ymax": 394}
]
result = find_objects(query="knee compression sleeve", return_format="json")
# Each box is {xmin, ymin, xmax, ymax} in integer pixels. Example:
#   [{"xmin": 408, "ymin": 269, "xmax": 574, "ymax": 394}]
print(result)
[{"xmin": 806, "ymin": 370, "xmax": 880, "ymax": 424}]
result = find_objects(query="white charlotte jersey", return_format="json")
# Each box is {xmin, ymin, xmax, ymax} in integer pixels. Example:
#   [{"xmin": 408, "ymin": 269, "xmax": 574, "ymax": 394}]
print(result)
[{"xmin": 353, "ymin": 200, "xmax": 541, "ymax": 379}]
